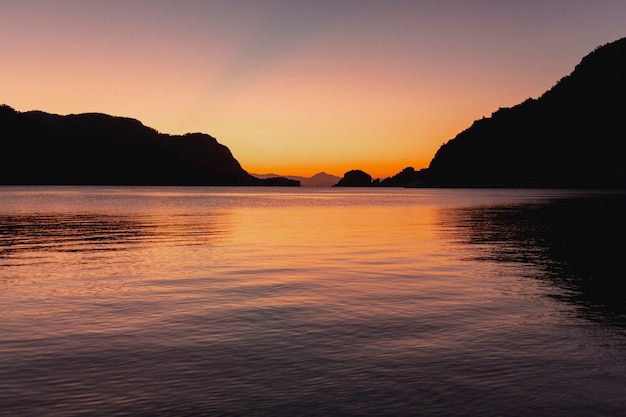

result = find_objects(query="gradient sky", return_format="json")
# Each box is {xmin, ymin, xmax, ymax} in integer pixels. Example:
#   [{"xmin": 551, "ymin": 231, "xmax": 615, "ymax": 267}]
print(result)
[{"xmin": 2, "ymin": 1, "xmax": 625, "ymax": 178}]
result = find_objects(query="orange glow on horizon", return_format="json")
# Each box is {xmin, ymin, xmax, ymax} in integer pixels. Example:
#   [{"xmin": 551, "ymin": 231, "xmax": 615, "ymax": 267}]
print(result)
[{"xmin": 2, "ymin": 2, "xmax": 625, "ymax": 179}]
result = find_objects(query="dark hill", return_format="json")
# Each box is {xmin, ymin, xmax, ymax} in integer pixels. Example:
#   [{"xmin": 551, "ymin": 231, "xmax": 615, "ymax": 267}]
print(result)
[
  {"xmin": 425, "ymin": 37, "xmax": 626, "ymax": 188},
  {"xmin": 380, "ymin": 167, "xmax": 422, "ymax": 187},
  {"xmin": 0, "ymin": 106, "xmax": 294, "ymax": 186},
  {"xmin": 333, "ymin": 170, "xmax": 373, "ymax": 187}
]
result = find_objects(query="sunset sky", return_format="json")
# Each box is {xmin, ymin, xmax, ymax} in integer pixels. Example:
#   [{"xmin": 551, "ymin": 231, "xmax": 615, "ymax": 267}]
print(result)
[{"xmin": 2, "ymin": 1, "xmax": 625, "ymax": 178}]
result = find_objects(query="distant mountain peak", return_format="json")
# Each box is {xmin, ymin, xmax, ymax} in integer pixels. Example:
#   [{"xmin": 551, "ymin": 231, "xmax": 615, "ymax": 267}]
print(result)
[{"xmin": 251, "ymin": 171, "xmax": 340, "ymax": 187}]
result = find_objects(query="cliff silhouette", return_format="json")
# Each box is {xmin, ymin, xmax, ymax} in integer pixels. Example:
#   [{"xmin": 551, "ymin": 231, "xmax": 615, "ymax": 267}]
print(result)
[
  {"xmin": 0, "ymin": 106, "xmax": 298, "ymax": 186},
  {"xmin": 425, "ymin": 37, "xmax": 626, "ymax": 188}
]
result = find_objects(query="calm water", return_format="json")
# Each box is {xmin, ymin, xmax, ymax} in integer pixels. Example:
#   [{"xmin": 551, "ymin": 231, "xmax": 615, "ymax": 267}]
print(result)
[{"xmin": 1, "ymin": 187, "xmax": 625, "ymax": 416}]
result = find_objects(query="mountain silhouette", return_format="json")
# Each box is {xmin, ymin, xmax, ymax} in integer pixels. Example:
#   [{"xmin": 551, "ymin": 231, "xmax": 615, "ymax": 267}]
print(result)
[
  {"xmin": 5, "ymin": 37, "xmax": 625, "ymax": 188},
  {"xmin": 0, "ymin": 106, "xmax": 297, "ymax": 186},
  {"xmin": 424, "ymin": 37, "xmax": 626, "ymax": 188},
  {"xmin": 299, "ymin": 172, "xmax": 341, "ymax": 187}
]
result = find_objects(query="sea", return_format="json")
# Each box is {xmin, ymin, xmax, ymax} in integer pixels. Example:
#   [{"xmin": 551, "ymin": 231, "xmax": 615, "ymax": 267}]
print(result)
[{"xmin": 1, "ymin": 186, "xmax": 625, "ymax": 416}]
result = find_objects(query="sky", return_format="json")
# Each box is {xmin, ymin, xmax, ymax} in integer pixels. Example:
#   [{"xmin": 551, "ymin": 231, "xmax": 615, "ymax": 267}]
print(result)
[{"xmin": 2, "ymin": 1, "xmax": 625, "ymax": 178}]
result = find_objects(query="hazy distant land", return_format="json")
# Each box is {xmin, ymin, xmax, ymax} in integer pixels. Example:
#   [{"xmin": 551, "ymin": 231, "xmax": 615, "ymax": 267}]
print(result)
[{"xmin": 252, "ymin": 172, "xmax": 341, "ymax": 187}]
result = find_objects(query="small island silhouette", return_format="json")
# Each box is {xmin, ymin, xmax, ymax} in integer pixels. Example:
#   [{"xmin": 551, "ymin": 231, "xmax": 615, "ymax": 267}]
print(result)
[{"xmin": 335, "ymin": 36, "xmax": 626, "ymax": 189}]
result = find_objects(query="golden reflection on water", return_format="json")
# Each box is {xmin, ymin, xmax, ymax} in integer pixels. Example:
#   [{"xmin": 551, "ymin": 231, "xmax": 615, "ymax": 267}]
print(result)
[
  {"xmin": 0, "ymin": 188, "xmax": 466, "ymax": 343},
  {"xmin": 1, "ymin": 187, "xmax": 625, "ymax": 416}
]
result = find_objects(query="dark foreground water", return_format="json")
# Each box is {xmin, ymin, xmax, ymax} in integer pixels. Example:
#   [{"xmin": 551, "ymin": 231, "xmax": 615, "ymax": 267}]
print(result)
[{"xmin": 1, "ymin": 187, "xmax": 624, "ymax": 416}]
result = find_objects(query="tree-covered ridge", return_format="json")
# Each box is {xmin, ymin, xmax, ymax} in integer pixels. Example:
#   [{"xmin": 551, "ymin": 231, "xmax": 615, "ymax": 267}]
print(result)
[{"xmin": 425, "ymin": 36, "xmax": 626, "ymax": 188}]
